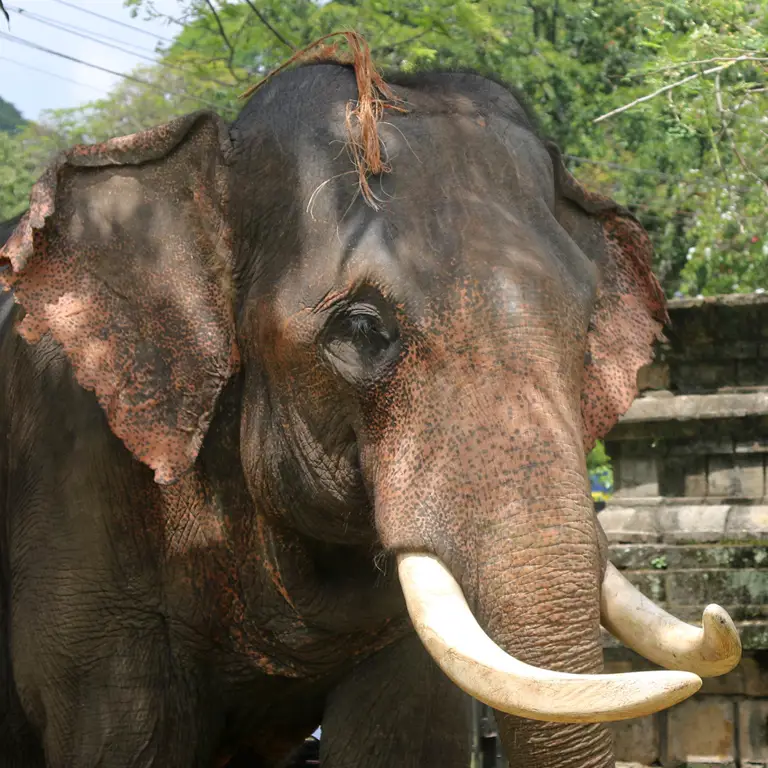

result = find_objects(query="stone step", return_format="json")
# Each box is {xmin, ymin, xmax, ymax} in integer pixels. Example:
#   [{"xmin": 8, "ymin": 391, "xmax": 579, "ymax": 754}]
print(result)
[
  {"xmin": 598, "ymin": 504, "xmax": 768, "ymax": 543},
  {"xmin": 614, "ymin": 568, "xmax": 768, "ymax": 610},
  {"xmin": 609, "ymin": 543, "xmax": 768, "ymax": 570}
]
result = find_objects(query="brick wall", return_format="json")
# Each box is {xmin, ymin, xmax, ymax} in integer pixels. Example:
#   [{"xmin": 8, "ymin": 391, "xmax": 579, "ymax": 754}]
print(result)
[{"xmin": 602, "ymin": 294, "xmax": 768, "ymax": 768}]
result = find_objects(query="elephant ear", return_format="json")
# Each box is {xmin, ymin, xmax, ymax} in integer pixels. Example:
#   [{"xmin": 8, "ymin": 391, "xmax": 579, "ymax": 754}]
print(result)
[
  {"xmin": 547, "ymin": 144, "xmax": 668, "ymax": 451},
  {"xmin": 0, "ymin": 111, "xmax": 240, "ymax": 484}
]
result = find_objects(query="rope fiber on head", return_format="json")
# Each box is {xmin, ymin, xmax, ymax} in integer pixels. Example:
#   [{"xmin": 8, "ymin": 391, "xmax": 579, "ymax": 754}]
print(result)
[{"xmin": 240, "ymin": 31, "xmax": 405, "ymax": 208}]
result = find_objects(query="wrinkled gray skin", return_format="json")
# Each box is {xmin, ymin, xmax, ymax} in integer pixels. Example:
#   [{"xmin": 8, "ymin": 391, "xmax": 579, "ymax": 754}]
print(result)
[{"xmin": 0, "ymin": 64, "xmax": 661, "ymax": 768}]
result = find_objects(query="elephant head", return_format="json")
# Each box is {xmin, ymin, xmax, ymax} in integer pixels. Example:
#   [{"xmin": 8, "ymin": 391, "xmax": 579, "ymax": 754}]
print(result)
[{"xmin": 0, "ymin": 58, "xmax": 740, "ymax": 767}]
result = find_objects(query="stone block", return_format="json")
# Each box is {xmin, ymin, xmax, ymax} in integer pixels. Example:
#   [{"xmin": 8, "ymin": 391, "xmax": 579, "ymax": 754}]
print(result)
[
  {"xmin": 615, "ymin": 453, "xmax": 660, "ymax": 498},
  {"xmin": 672, "ymin": 361, "xmax": 737, "ymax": 392},
  {"xmin": 741, "ymin": 653, "xmax": 768, "ymax": 696},
  {"xmin": 658, "ymin": 505, "xmax": 730, "ymax": 543},
  {"xmin": 739, "ymin": 700, "xmax": 768, "ymax": 765},
  {"xmin": 624, "ymin": 571, "xmax": 667, "ymax": 603},
  {"xmin": 699, "ymin": 663, "xmax": 745, "ymax": 695},
  {"xmin": 633, "ymin": 544, "xmax": 768, "ymax": 570},
  {"xmin": 678, "ymin": 340, "xmax": 758, "ymax": 360},
  {"xmin": 598, "ymin": 506, "xmax": 660, "ymax": 544},
  {"xmin": 738, "ymin": 358, "xmax": 768, "ymax": 386},
  {"xmin": 660, "ymin": 455, "xmax": 708, "ymax": 498},
  {"xmin": 740, "ymin": 620, "xmax": 768, "ymax": 650},
  {"xmin": 610, "ymin": 715, "xmax": 659, "ymax": 765},
  {"xmin": 721, "ymin": 341, "xmax": 760, "ymax": 359},
  {"xmin": 668, "ymin": 439, "xmax": 735, "ymax": 456},
  {"xmin": 608, "ymin": 544, "xmax": 658, "ymax": 571},
  {"xmin": 666, "ymin": 569, "xmax": 768, "ymax": 607},
  {"xmin": 736, "ymin": 437, "xmax": 768, "ymax": 454},
  {"xmin": 724, "ymin": 506, "xmax": 768, "ymax": 541},
  {"xmin": 708, "ymin": 455, "xmax": 765, "ymax": 499},
  {"xmin": 665, "ymin": 697, "xmax": 736, "ymax": 766},
  {"xmin": 637, "ymin": 362, "xmax": 670, "ymax": 391}
]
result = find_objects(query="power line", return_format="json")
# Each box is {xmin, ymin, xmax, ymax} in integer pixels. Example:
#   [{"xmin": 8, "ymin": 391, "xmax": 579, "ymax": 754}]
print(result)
[
  {"xmin": 7, "ymin": 4, "xmax": 161, "ymax": 55},
  {"xmin": 0, "ymin": 32, "xmax": 223, "ymax": 111},
  {"xmin": 50, "ymin": 0, "xmax": 177, "ymax": 44},
  {"xmin": 8, "ymin": 7, "xmax": 167, "ymax": 66},
  {"xmin": 6, "ymin": 5, "xmax": 233, "ymax": 88},
  {"xmin": 0, "ymin": 55, "xmax": 111, "ymax": 95},
  {"xmin": 49, "ymin": 0, "xmax": 223, "ymax": 59}
]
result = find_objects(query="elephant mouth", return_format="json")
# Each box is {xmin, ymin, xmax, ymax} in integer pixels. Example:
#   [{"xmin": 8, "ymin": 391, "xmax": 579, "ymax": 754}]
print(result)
[{"xmin": 396, "ymin": 552, "xmax": 741, "ymax": 724}]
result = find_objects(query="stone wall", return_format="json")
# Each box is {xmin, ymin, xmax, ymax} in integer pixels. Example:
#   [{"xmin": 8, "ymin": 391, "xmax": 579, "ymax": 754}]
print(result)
[{"xmin": 602, "ymin": 294, "xmax": 768, "ymax": 768}]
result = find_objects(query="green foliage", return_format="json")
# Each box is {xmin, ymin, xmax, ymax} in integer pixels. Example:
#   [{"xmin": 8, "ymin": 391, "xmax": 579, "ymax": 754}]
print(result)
[
  {"xmin": 0, "ymin": 123, "xmax": 61, "ymax": 221},
  {"xmin": 586, "ymin": 440, "xmax": 611, "ymax": 472},
  {"xmin": 587, "ymin": 440, "xmax": 614, "ymax": 500},
  {"xmin": 3, "ymin": 0, "xmax": 766, "ymax": 299},
  {"xmin": 0, "ymin": 97, "xmax": 24, "ymax": 134}
]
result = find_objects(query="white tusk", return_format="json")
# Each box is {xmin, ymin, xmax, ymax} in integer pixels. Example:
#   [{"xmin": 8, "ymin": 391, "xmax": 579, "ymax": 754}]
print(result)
[
  {"xmin": 397, "ymin": 552, "xmax": 701, "ymax": 724},
  {"xmin": 600, "ymin": 562, "xmax": 741, "ymax": 678}
]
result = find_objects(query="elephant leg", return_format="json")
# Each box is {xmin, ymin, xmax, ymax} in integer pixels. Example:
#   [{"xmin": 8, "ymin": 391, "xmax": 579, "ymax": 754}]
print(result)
[
  {"xmin": 11, "ymin": 625, "xmax": 216, "ymax": 768},
  {"xmin": 1, "ymin": 566, "xmax": 45, "ymax": 767},
  {"xmin": 320, "ymin": 634, "xmax": 471, "ymax": 768},
  {"xmin": 0, "ymin": 682, "xmax": 44, "ymax": 768}
]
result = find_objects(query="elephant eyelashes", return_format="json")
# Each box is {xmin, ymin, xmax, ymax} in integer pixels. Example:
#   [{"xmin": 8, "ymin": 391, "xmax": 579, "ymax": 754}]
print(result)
[
  {"xmin": 323, "ymin": 296, "xmax": 402, "ymax": 383},
  {"xmin": 343, "ymin": 308, "xmax": 395, "ymax": 356}
]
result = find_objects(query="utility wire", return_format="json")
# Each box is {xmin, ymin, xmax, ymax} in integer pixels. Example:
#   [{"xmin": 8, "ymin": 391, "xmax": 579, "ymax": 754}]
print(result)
[
  {"xmin": 7, "ymin": 5, "xmax": 233, "ymax": 88},
  {"xmin": 0, "ymin": 32, "xmax": 223, "ymax": 111},
  {"xmin": 49, "ymin": 0, "xmax": 224, "ymax": 58},
  {"xmin": 0, "ymin": 54, "xmax": 111, "ymax": 95},
  {"xmin": 7, "ymin": 4, "xmax": 161, "ymax": 55},
  {"xmin": 50, "ymin": 0, "xmax": 177, "ymax": 44},
  {"xmin": 8, "ymin": 8, "xmax": 168, "ymax": 65}
]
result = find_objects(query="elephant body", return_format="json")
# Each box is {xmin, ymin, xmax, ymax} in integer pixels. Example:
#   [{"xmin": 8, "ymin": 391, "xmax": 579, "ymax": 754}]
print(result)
[
  {"xmin": 0, "ymin": 254, "xmax": 466, "ymax": 766},
  {"xmin": 0, "ymin": 57, "xmax": 738, "ymax": 768}
]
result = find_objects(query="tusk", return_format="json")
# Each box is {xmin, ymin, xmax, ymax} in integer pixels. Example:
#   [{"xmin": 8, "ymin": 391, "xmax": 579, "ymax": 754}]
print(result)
[
  {"xmin": 397, "ymin": 552, "xmax": 701, "ymax": 724},
  {"xmin": 600, "ymin": 562, "xmax": 741, "ymax": 678}
]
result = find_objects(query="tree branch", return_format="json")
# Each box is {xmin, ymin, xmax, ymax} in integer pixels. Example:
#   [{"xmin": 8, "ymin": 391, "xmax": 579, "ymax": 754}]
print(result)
[
  {"xmin": 242, "ymin": 0, "xmax": 295, "ymax": 51},
  {"xmin": 594, "ymin": 57, "xmax": 750, "ymax": 123},
  {"xmin": 372, "ymin": 31, "xmax": 429, "ymax": 57},
  {"xmin": 203, "ymin": 0, "xmax": 246, "ymax": 82},
  {"xmin": 627, "ymin": 56, "xmax": 768, "ymax": 79},
  {"xmin": 204, "ymin": 0, "xmax": 235, "ymax": 59}
]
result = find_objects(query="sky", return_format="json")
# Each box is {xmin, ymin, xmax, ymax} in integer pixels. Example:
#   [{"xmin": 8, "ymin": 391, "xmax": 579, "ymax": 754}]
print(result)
[{"xmin": 1, "ymin": 0, "xmax": 183, "ymax": 120}]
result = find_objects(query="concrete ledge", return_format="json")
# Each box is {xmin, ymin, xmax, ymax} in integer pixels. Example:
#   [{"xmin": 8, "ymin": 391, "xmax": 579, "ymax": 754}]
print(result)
[
  {"xmin": 620, "ymin": 391, "xmax": 768, "ymax": 424},
  {"xmin": 598, "ymin": 499, "xmax": 768, "ymax": 544},
  {"xmin": 598, "ymin": 504, "xmax": 768, "ymax": 543},
  {"xmin": 668, "ymin": 293, "xmax": 768, "ymax": 310}
]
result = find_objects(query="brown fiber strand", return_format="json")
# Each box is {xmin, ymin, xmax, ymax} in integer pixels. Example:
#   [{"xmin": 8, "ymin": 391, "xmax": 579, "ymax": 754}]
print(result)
[{"xmin": 240, "ymin": 31, "xmax": 405, "ymax": 208}]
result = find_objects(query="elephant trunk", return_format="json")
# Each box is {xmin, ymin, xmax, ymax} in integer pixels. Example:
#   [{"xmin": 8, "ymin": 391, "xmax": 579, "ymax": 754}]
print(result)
[
  {"xmin": 367, "ymin": 364, "xmax": 698, "ymax": 766},
  {"xmin": 457, "ymin": 468, "xmax": 616, "ymax": 768}
]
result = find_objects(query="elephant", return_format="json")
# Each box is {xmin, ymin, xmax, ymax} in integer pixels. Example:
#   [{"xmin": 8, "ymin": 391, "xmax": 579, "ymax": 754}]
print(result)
[{"xmin": 0, "ymin": 52, "xmax": 741, "ymax": 768}]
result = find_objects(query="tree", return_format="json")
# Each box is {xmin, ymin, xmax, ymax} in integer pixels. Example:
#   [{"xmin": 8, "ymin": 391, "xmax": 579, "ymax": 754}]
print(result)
[
  {"xmin": 0, "ymin": 96, "xmax": 25, "ymax": 134},
  {"xmin": 3, "ymin": 0, "xmax": 766, "ymax": 297},
  {"xmin": 0, "ymin": 121, "xmax": 62, "ymax": 221}
]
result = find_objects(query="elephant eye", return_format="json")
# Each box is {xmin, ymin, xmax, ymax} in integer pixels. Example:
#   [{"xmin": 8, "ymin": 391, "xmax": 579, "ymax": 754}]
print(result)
[
  {"xmin": 324, "ymin": 296, "xmax": 401, "ymax": 381},
  {"xmin": 341, "ymin": 305, "xmax": 396, "ymax": 358}
]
